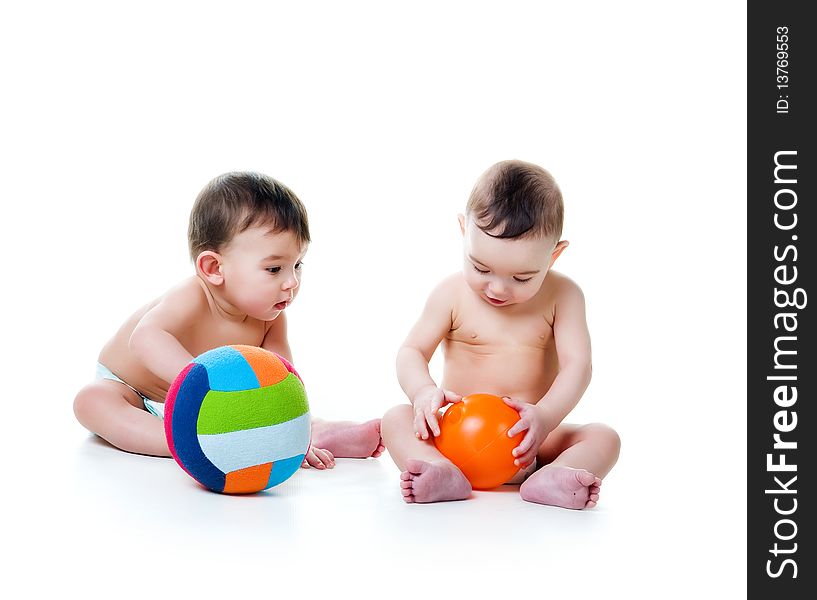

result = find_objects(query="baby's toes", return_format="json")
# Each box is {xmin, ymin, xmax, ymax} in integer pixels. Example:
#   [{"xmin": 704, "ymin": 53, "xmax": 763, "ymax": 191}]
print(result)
[
  {"xmin": 318, "ymin": 451, "xmax": 335, "ymax": 468},
  {"xmin": 575, "ymin": 470, "xmax": 598, "ymax": 487}
]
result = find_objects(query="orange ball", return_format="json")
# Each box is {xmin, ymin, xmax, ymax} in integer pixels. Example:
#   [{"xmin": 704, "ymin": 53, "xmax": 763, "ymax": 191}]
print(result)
[{"xmin": 434, "ymin": 393, "xmax": 524, "ymax": 489}]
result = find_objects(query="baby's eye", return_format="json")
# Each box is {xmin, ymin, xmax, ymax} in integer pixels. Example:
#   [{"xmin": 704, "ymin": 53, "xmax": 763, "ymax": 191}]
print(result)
[
  {"xmin": 295, "ymin": 261, "xmax": 304, "ymax": 270},
  {"xmin": 473, "ymin": 264, "xmax": 489, "ymax": 275},
  {"xmin": 514, "ymin": 276, "xmax": 533, "ymax": 283},
  {"xmin": 266, "ymin": 267, "xmax": 281, "ymax": 274}
]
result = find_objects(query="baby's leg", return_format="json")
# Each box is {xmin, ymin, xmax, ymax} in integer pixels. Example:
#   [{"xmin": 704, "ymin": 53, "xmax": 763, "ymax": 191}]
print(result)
[
  {"xmin": 520, "ymin": 422, "xmax": 620, "ymax": 509},
  {"xmin": 73, "ymin": 380, "xmax": 170, "ymax": 457},
  {"xmin": 310, "ymin": 418, "xmax": 385, "ymax": 459},
  {"xmin": 381, "ymin": 404, "xmax": 471, "ymax": 503}
]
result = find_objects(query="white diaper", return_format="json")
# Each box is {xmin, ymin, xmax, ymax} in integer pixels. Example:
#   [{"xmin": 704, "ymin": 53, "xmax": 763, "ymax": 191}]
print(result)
[{"xmin": 95, "ymin": 362, "xmax": 165, "ymax": 419}]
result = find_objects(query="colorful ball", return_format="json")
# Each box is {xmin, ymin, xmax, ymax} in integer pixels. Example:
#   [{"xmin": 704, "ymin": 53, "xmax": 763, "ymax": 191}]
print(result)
[
  {"xmin": 164, "ymin": 345, "xmax": 311, "ymax": 494},
  {"xmin": 434, "ymin": 393, "xmax": 524, "ymax": 490}
]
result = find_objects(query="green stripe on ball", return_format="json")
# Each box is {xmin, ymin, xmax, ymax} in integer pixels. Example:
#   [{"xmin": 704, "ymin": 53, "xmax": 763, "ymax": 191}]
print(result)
[{"xmin": 196, "ymin": 373, "xmax": 309, "ymax": 435}]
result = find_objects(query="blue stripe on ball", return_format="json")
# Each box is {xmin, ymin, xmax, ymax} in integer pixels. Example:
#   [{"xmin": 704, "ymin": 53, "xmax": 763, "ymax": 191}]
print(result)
[
  {"xmin": 265, "ymin": 454, "xmax": 306, "ymax": 489},
  {"xmin": 194, "ymin": 346, "xmax": 259, "ymax": 392},
  {"xmin": 171, "ymin": 363, "xmax": 226, "ymax": 492}
]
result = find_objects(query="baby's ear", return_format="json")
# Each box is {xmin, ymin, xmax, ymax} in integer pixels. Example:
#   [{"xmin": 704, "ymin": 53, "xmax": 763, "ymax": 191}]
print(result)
[
  {"xmin": 549, "ymin": 240, "xmax": 569, "ymax": 267},
  {"xmin": 458, "ymin": 214, "xmax": 466, "ymax": 235},
  {"xmin": 196, "ymin": 251, "xmax": 224, "ymax": 285}
]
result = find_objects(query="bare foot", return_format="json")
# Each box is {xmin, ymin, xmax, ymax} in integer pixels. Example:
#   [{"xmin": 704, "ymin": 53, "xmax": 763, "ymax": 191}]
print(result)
[
  {"xmin": 300, "ymin": 445, "xmax": 335, "ymax": 469},
  {"xmin": 519, "ymin": 466, "xmax": 602, "ymax": 509},
  {"xmin": 311, "ymin": 418, "xmax": 385, "ymax": 459},
  {"xmin": 399, "ymin": 459, "xmax": 471, "ymax": 504}
]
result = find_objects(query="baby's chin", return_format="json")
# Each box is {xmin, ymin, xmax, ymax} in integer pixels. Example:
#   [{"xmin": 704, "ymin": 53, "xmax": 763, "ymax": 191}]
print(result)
[
  {"xmin": 480, "ymin": 293, "xmax": 516, "ymax": 308},
  {"xmin": 247, "ymin": 306, "xmax": 285, "ymax": 321}
]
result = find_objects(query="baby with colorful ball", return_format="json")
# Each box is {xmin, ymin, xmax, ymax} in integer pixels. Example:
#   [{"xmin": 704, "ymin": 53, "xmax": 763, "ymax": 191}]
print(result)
[{"xmin": 73, "ymin": 172, "xmax": 384, "ymax": 475}]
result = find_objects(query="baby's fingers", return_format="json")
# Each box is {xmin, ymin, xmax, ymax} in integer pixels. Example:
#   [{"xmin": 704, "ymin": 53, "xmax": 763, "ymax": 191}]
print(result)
[
  {"xmin": 305, "ymin": 446, "xmax": 335, "ymax": 469},
  {"xmin": 316, "ymin": 447, "xmax": 335, "ymax": 468},
  {"xmin": 512, "ymin": 430, "xmax": 536, "ymax": 458},
  {"xmin": 301, "ymin": 450, "xmax": 316, "ymax": 469},
  {"xmin": 425, "ymin": 409, "xmax": 441, "ymax": 437},
  {"xmin": 507, "ymin": 417, "xmax": 530, "ymax": 438},
  {"xmin": 443, "ymin": 389, "xmax": 463, "ymax": 403},
  {"xmin": 513, "ymin": 446, "xmax": 537, "ymax": 468},
  {"xmin": 502, "ymin": 395, "xmax": 527, "ymax": 411},
  {"xmin": 414, "ymin": 409, "xmax": 430, "ymax": 440},
  {"xmin": 503, "ymin": 397, "xmax": 530, "ymax": 438}
]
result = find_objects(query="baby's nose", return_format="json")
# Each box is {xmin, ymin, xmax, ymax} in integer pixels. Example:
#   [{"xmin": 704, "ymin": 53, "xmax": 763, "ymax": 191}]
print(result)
[{"xmin": 283, "ymin": 273, "xmax": 299, "ymax": 290}]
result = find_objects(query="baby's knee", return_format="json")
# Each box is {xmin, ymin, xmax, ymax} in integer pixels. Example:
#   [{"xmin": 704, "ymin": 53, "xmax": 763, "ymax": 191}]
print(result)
[
  {"xmin": 584, "ymin": 423, "xmax": 621, "ymax": 456},
  {"xmin": 381, "ymin": 404, "xmax": 413, "ymax": 439},
  {"xmin": 73, "ymin": 383, "xmax": 107, "ymax": 427}
]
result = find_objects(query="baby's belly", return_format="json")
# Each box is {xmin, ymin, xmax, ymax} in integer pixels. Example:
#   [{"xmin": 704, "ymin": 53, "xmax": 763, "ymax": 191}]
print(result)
[{"xmin": 441, "ymin": 341, "xmax": 558, "ymax": 404}]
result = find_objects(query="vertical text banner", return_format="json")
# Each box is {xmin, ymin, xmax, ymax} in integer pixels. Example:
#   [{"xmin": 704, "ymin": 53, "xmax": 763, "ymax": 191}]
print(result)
[{"xmin": 748, "ymin": 2, "xmax": 814, "ymax": 597}]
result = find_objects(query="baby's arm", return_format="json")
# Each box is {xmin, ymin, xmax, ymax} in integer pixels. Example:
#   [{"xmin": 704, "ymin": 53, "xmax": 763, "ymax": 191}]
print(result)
[
  {"xmin": 260, "ymin": 312, "xmax": 293, "ymax": 362},
  {"xmin": 539, "ymin": 277, "xmax": 593, "ymax": 428},
  {"xmin": 128, "ymin": 283, "xmax": 208, "ymax": 384},
  {"xmin": 505, "ymin": 277, "xmax": 592, "ymax": 466},
  {"xmin": 397, "ymin": 276, "xmax": 462, "ymax": 439},
  {"xmin": 261, "ymin": 312, "xmax": 336, "ymax": 468}
]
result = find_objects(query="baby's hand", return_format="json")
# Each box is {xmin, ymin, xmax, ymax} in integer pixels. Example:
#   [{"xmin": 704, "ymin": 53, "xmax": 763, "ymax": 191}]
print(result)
[
  {"xmin": 411, "ymin": 385, "xmax": 462, "ymax": 440},
  {"xmin": 301, "ymin": 444, "xmax": 335, "ymax": 469},
  {"xmin": 502, "ymin": 397, "xmax": 551, "ymax": 468}
]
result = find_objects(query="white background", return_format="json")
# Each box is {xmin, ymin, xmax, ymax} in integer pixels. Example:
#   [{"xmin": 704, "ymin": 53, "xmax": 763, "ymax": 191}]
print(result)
[{"xmin": 2, "ymin": 1, "xmax": 746, "ymax": 597}]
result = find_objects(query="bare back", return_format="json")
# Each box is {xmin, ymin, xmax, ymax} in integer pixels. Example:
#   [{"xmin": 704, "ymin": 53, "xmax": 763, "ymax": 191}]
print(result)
[
  {"xmin": 98, "ymin": 277, "xmax": 268, "ymax": 401},
  {"xmin": 441, "ymin": 272, "xmax": 567, "ymax": 403}
]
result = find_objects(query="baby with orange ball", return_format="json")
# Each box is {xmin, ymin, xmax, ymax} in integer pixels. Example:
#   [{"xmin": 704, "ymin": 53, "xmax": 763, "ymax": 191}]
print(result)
[{"xmin": 381, "ymin": 160, "xmax": 621, "ymax": 508}]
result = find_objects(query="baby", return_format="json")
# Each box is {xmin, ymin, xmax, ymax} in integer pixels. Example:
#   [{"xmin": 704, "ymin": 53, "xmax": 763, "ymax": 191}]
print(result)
[
  {"xmin": 382, "ymin": 160, "xmax": 620, "ymax": 507},
  {"xmin": 74, "ymin": 172, "xmax": 384, "ymax": 468}
]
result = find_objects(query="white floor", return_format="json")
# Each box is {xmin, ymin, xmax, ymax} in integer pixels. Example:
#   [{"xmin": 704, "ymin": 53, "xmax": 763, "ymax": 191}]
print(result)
[{"xmin": 4, "ymin": 415, "xmax": 745, "ymax": 599}]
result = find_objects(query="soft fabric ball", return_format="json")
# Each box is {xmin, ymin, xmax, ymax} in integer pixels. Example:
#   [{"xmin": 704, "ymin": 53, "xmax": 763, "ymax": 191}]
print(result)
[
  {"xmin": 434, "ymin": 393, "xmax": 523, "ymax": 490},
  {"xmin": 164, "ymin": 345, "xmax": 311, "ymax": 494}
]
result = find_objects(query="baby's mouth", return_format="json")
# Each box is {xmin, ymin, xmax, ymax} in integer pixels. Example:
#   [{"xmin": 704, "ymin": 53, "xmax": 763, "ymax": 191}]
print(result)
[
  {"xmin": 274, "ymin": 299, "xmax": 290, "ymax": 311},
  {"xmin": 485, "ymin": 295, "xmax": 508, "ymax": 306}
]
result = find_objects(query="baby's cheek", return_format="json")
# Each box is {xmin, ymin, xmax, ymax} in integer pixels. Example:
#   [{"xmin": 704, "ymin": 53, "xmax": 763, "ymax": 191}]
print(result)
[{"xmin": 245, "ymin": 283, "xmax": 272, "ymax": 311}]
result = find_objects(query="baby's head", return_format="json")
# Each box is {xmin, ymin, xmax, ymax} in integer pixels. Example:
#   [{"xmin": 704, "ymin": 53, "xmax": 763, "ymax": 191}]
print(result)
[
  {"xmin": 460, "ymin": 160, "xmax": 568, "ymax": 307},
  {"xmin": 188, "ymin": 172, "xmax": 310, "ymax": 320}
]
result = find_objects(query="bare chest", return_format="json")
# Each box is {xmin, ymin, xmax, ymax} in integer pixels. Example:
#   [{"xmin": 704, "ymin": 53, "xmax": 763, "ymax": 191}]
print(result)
[{"xmin": 449, "ymin": 301, "xmax": 554, "ymax": 351}]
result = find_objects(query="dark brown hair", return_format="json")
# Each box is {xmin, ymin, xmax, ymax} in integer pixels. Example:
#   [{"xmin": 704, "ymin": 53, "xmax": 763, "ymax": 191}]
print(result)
[
  {"xmin": 466, "ymin": 160, "xmax": 563, "ymax": 240},
  {"xmin": 188, "ymin": 172, "xmax": 310, "ymax": 260}
]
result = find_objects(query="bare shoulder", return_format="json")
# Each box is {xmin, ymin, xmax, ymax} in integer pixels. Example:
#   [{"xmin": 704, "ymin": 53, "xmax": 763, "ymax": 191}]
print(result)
[
  {"xmin": 432, "ymin": 272, "xmax": 464, "ymax": 298},
  {"xmin": 402, "ymin": 273, "xmax": 461, "ymax": 353},
  {"xmin": 421, "ymin": 272, "xmax": 462, "ymax": 312},
  {"xmin": 140, "ymin": 277, "xmax": 210, "ymax": 331},
  {"xmin": 162, "ymin": 277, "xmax": 209, "ymax": 310},
  {"xmin": 546, "ymin": 270, "xmax": 586, "ymax": 304}
]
